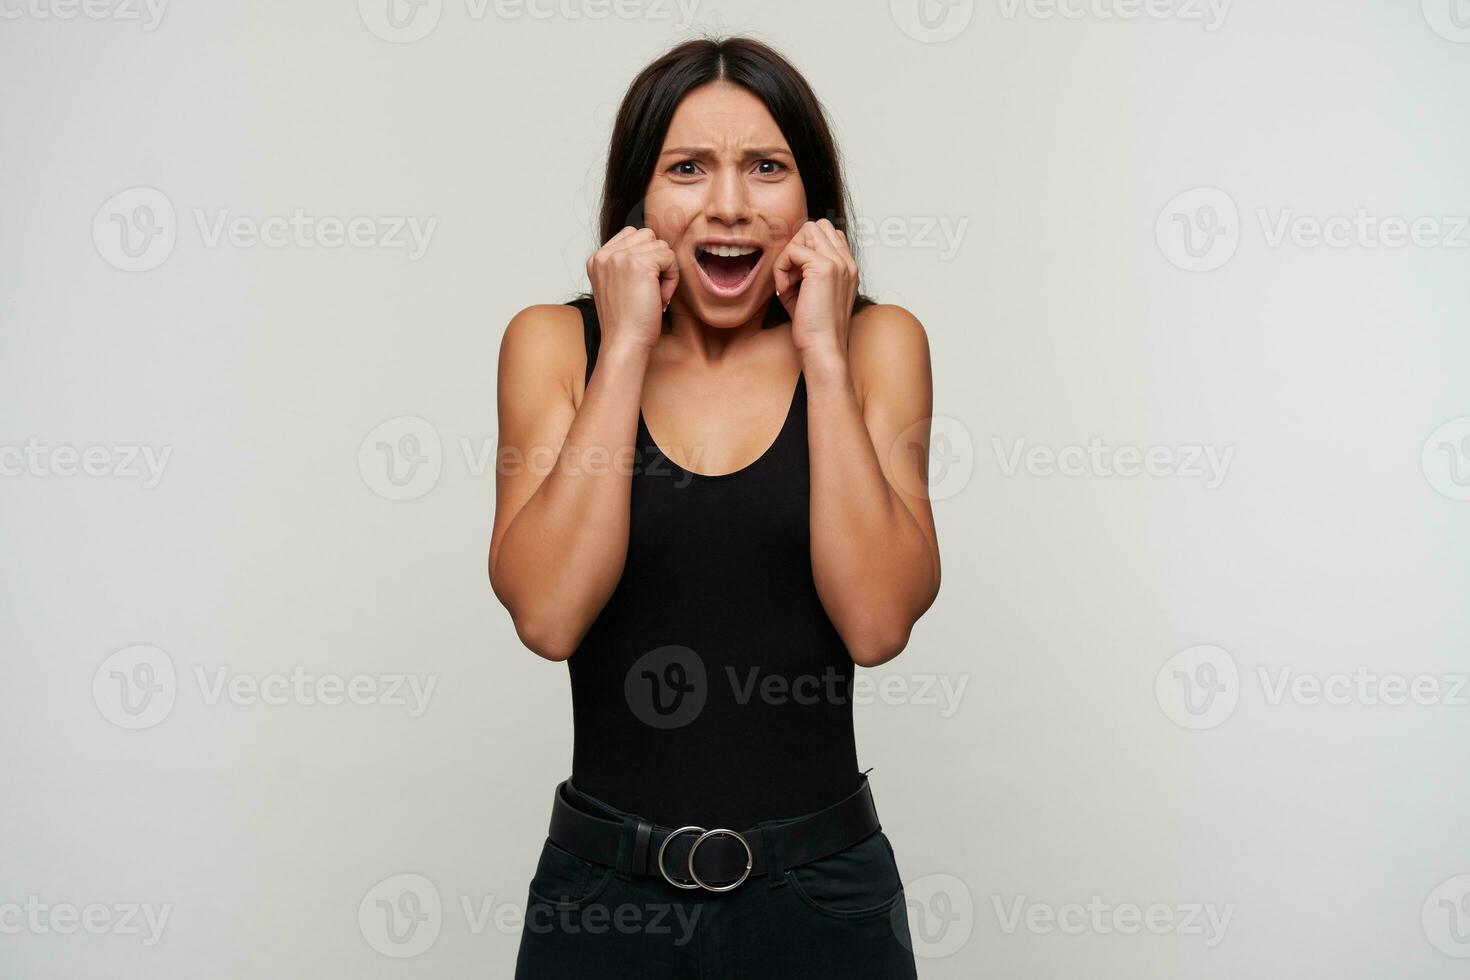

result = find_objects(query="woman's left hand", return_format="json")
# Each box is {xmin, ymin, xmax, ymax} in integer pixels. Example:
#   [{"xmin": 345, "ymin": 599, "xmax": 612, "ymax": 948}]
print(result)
[{"xmin": 773, "ymin": 218, "xmax": 859, "ymax": 359}]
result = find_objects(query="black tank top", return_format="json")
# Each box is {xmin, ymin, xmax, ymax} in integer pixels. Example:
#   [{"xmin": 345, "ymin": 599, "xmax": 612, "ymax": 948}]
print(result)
[{"xmin": 565, "ymin": 299, "xmax": 862, "ymax": 829}]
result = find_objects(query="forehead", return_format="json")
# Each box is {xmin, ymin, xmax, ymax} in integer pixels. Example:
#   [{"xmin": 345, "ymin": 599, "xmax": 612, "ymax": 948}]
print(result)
[{"xmin": 661, "ymin": 81, "xmax": 789, "ymax": 152}]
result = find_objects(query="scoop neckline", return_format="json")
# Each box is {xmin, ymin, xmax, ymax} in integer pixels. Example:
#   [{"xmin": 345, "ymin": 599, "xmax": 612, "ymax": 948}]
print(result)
[{"xmin": 640, "ymin": 371, "xmax": 804, "ymax": 482}]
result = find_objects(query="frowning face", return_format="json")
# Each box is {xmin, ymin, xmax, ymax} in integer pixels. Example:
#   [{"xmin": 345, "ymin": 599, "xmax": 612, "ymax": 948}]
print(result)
[{"xmin": 642, "ymin": 81, "xmax": 808, "ymax": 328}]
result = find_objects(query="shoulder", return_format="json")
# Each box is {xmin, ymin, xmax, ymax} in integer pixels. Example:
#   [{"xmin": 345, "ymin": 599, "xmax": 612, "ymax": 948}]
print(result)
[
  {"xmin": 847, "ymin": 303, "xmax": 932, "ymax": 411},
  {"xmin": 498, "ymin": 303, "xmax": 587, "ymax": 402},
  {"xmin": 500, "ymin": 302, "xmax": 585, "ymax": 354}
]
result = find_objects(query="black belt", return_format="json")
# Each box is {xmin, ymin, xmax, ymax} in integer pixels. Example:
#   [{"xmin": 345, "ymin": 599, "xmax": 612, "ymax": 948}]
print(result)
[{"xmin": 546, "ymin": 773, "xmax": 881, "ymax": 894}]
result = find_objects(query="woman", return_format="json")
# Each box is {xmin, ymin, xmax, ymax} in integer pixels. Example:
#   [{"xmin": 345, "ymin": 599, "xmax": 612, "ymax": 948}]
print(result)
[{"xmin": 490, "ymin": 35, "xmax": 940, "ymax": 979}]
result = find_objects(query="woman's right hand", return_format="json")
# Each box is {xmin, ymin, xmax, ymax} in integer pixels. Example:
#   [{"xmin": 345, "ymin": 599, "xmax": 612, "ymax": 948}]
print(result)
[{"xmin": 586, "ymin": 226, "xmax": 679, "ymax": 355}]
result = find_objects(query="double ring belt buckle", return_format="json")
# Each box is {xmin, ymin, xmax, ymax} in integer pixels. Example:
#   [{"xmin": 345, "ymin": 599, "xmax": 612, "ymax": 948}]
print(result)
[{"xmin": 656, "ymin": 825, "xmax": 753, "ymax": 893}]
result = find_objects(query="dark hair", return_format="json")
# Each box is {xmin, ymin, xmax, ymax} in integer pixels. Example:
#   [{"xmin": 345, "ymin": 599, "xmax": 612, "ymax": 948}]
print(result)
[{"xmin": 574, "ymin": 35, "xmax": 875, "ymax": 330}]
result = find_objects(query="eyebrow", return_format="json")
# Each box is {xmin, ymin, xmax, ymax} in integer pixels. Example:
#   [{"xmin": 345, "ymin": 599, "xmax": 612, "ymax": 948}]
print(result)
[{"xmin": 658, "ymin": 145, "xmax": 795, "ymax": 159}]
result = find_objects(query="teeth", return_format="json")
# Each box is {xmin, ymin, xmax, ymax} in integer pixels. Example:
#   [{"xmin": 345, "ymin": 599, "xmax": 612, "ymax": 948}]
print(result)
[{"xmin": 699, "ymin": 244, "xmax": 759, "ymax": 258}]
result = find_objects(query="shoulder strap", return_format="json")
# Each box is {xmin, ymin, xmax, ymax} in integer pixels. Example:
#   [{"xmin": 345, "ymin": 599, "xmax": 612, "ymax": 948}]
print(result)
[{"xmin": 568, "ymin": 299, "xmax": 599, "ymax": 386}]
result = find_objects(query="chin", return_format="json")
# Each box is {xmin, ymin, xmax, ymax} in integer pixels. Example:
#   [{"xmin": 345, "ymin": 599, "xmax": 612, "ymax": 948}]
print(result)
[{"xmin": 681, "ymin": 287, "xmax": 772, "ymax": 328}]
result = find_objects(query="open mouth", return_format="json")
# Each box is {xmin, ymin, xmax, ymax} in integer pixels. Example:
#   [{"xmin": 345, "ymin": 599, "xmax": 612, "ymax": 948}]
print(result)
[{"xmin": 694, "ymin": 242, "xmax": 763, "ymax": 297}]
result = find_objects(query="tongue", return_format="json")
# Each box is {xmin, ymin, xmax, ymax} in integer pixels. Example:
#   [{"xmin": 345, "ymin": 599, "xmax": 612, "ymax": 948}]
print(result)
[{"xmin": 701, "ymin": 252, "xmax": 758, "ymax": 289}]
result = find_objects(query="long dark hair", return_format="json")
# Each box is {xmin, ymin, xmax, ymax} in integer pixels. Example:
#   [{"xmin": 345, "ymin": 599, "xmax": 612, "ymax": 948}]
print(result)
[{"xmin": 573, "ymin": 35, "xmax": 875, "ymax": 330}]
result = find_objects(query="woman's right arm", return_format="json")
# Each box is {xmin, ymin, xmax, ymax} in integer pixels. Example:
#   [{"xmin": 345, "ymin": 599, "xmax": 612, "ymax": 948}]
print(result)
[{"xmin": 488, "ymin": 229, "xmax": 677, "ymax": 661}]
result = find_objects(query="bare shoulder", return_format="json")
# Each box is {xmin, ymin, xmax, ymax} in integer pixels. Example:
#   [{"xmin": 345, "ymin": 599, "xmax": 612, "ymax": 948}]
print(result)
[
  {"xmin": 498, "ymin": 303, "xmax": 586, "ymax": 407},
  {"xmin": 847, "ymin": 303, "xmax": 932, "ymax": 411}
]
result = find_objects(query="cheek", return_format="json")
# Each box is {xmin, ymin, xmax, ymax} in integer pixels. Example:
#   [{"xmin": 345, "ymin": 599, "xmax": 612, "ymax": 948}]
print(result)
[
  {"xmin": 755, "ymin": 186, "xmax": 808, "ymax": 241},
  {"xmin": 643, "ymin": 185, "xmax": 699, "ymax": 239}
]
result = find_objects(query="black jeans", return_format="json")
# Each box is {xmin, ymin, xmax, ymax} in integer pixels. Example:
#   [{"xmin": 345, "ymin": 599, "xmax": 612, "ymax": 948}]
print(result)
[{"xmin": 513, "ymin": 788, "xmax": 920, "ymax": 979}]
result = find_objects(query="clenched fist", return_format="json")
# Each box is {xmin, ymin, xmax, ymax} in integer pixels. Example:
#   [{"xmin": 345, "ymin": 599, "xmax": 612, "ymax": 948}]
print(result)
[{"xmin": 587, "ymin": 226, "xmax": 680, "ymax": 355}]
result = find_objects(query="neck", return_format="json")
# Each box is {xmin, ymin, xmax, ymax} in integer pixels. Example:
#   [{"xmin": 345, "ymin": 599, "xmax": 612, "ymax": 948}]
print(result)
[{"xmin": 663, "ymin": 297, "xmax": 777, "ymax": 363}]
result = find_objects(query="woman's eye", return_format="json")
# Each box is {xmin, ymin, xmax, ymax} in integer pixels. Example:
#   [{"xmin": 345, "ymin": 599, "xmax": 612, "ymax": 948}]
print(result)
[
  {"xmin": 670, "ymin": 161, "xmax": 701, "ymax": 176},
  {"xmin": 755, "ymin": 160, "xmax": 786, "ymax": 175}
]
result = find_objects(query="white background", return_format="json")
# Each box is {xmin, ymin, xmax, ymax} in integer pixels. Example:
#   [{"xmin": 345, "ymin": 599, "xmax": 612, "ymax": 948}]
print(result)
[{"xmin": 2, "ymin": 0, "xmax": 1469, "ymax": 976}]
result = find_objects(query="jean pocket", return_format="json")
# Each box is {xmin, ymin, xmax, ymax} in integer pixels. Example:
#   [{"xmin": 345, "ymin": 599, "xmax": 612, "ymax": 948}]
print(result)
[
  {"xmin": 526, "ymin": 838, "xmax": 613, "ymax": 909},
  {"xmin": 784, "ymin": 830, "xmax": 906, "ymax": 919}
]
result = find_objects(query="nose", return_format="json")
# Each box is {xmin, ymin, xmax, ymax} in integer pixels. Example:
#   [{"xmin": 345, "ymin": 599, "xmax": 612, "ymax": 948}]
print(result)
[{"xmin": 703, "ymin": 165, "xmax": 752, "ymax": 228}]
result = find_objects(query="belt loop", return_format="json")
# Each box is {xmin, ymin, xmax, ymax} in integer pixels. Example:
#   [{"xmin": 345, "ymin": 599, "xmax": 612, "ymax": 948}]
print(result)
[
  {"xmin": 631, "ymin": 819, "xmax": 654, "ymax": 877},
  {"xmin": 613, "ymin": 819, "xmax": 635, "ymax": 881},
  {"xmin": 762, "ymin": 825, "xmax": 785, "ymax": 890}
]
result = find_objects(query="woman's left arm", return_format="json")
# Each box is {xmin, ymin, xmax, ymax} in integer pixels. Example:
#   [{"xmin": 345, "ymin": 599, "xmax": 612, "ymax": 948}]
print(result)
[
  {"xmin": 804, "ymin": 302, "xmax": 941, "ymax": 667},
  {"xmin": 777, "ymin": 218, "xmax": 941, "ymax": 667}
]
